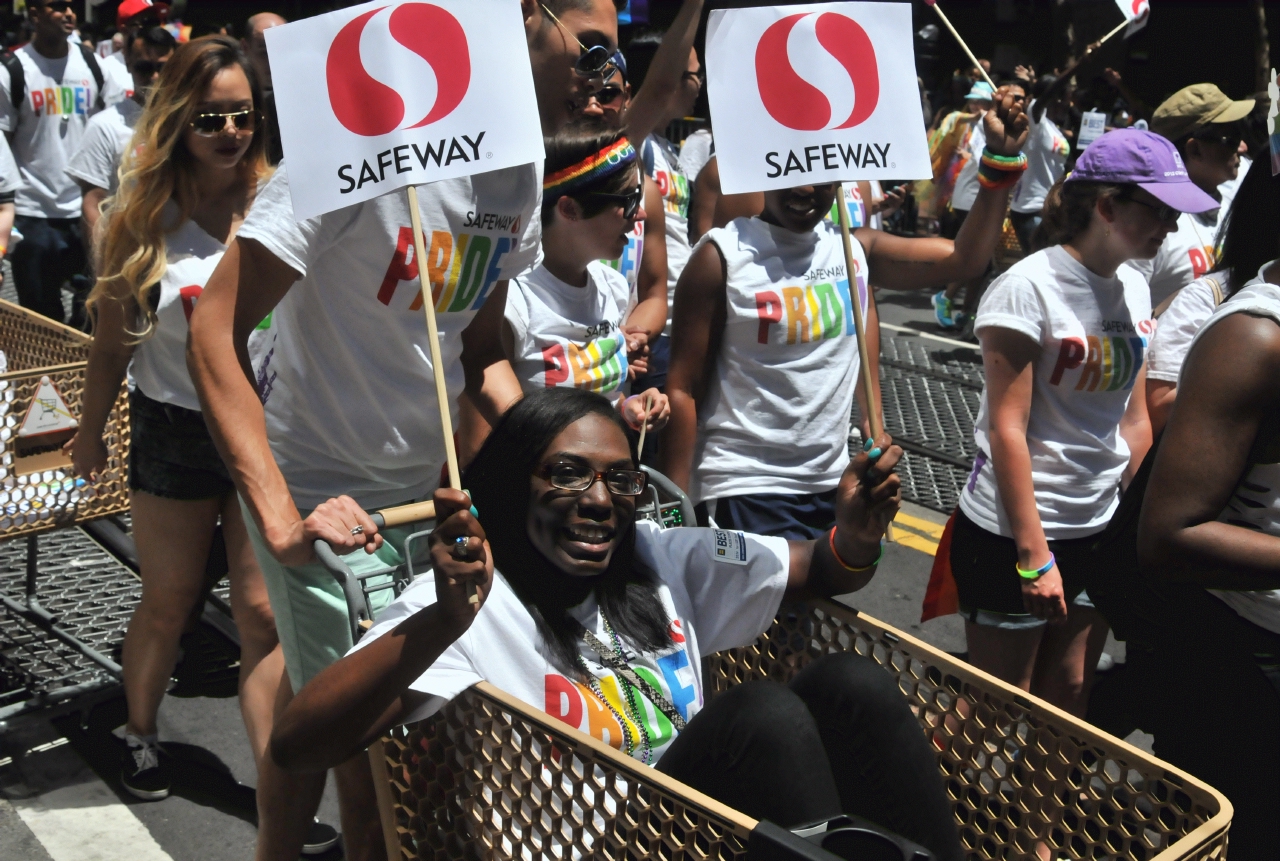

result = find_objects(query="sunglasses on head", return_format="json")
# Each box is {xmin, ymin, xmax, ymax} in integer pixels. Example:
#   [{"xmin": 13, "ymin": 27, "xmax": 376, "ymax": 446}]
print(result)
[
  {"xmin": 584, "ymin": 183, "xmax": 643, "ymax": 219},
  {"xmin": 189, "ymin": 109, "xmax": 259, "ymax": 135},
  {"xmin": 538, "ymin": 462, "xmax": 648, "ymax": 496},
  {"xmin": 540, "ymin": 3, "xmax": 615, "ymax": 79},
  {"xmin": 132, "ymin": 59, "xmax": 166, "ymax": 77}
]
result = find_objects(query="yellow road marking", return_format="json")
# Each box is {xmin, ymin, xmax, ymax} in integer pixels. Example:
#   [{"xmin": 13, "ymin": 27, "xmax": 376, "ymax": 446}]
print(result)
[
  {"xmin": 894, "ymin": 512, "xmax": 945, "ymax": 539},
  {"xmin": 887, "ymin": 512, "xmax": 944, "ymax": 557},
  {"xmin": 892, "ymin": 530, "xmax": 939, "ymax": 557}
]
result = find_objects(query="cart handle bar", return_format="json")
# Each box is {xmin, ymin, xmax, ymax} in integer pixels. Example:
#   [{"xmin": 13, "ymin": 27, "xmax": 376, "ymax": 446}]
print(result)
[{"xmin": 372, "ymin": 500, "xmax": 436, "ymax": 529}]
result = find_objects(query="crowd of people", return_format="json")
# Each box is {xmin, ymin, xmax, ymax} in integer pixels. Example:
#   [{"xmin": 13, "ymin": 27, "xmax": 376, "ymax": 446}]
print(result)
[{"xmin": 0, "ymin": 0, "xmax": 1270, "ymax": 859}]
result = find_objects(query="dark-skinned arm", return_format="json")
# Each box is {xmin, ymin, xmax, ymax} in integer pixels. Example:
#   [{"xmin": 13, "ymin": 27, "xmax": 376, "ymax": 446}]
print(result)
[
  {"xmin": 861, "ymin": 86, "xmax": 1028, "ymax": 290},
  {"xmin": 1137, "ymin": 312, "xmax": 1280, "ymax": 589},
  {"xmin": 271, "ymin": 489, "xmax": 494, "ymax": 772},
  {"xmin": 659, "ymin": 241, "xmax": 726, "ymax": 492},
  {"xmin": 784, "ymin": 435, "xmax": 902, "ymax": 598}
]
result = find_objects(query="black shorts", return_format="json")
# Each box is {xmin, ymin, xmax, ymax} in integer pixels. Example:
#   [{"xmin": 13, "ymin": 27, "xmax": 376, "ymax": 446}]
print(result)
[
  {"xmin": 129, "ymin": 389, "xmax": 234, "ymax": 501},
  {"xmin": 948, "ymin": 508, "xmax": 1102, "ymax": 623},
  {"xmin": 699, "ymin": 489, "xmax": 837, "ymax": 540}
]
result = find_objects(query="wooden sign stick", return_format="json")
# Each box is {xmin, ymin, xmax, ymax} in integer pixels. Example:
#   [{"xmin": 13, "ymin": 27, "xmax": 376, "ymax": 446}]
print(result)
[
  {"xmin": 1093, "ymin": 17, "xmax": 1130, "ymax": 51},
  {"xmin": 924, "ymin": 1, "xmax": 996, "ymax": 90},
  {"xmin": 834, "ymin": 184, "xmax": 894, "ymax": 542},
  {"xmin": 406, "ymin": 184, "xmax": 477, "ymax": 604},
  {"xmin": 636, "ymin": 391, "xmax": 653, "ymax": 459}
]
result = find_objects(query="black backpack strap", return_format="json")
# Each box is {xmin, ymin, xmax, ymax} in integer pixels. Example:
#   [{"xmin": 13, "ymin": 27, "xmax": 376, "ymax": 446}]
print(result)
[
  {"xmin": 0, "ymin": 49, "xmax": 24, "ymax": 113},
  {"xmin": 78, "ymin": 44, "xmax": 105, "ymax": 111}
]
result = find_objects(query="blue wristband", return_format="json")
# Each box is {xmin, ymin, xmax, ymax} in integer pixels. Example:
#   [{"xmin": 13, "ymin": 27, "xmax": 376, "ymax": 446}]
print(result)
[{"xmin": 1016, "ymin": 553, "xmax": 1055, "ymax": 580}]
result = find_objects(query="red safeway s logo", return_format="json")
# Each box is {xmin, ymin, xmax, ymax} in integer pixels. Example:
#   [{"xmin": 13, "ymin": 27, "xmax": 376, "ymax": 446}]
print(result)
[
  {"xmin": 754, "ymin": 12, "xmax": 879, "ymax": 132},
  {"xmin": 326, "ymin": 3, "xmax": 471, "ymax": 137}
]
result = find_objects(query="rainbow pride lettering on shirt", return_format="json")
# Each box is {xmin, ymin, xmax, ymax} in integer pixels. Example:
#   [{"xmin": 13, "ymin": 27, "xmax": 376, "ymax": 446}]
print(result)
[
  {"xmin": 826, "ymin": 186, "xmax": 867, "ymax": 229},
  {"xmin": 603, "ymin": 221, "xmax": 644, "ymax": 288},
  {"xmin": 1048, "ymin": 319, "xmax": 1154, "ymax": 391},
  {"xmin": 378, "ymin": 224, "xmax": 516, "ymax": 313},
  {"xmin": 542, "ymin": 621, "xmax": 696, "ymax": 756},
  {"xmin": 1187, "ymin": 244, "xmax": 1214, "ymax": 280},
  {"xmin": 30, "ymin": 84, "xmax": 92, "ymax": 117},
  {"xmin": 753, "ymin": 271, "xmax": 867, "ymax": 346},
  {"xmin": 654, "ymin": 165, "xmax": 689, "ymax": 219},
  {"xmin": 541, "ymin": 334, "xmax": 627, "ymax": 394}
]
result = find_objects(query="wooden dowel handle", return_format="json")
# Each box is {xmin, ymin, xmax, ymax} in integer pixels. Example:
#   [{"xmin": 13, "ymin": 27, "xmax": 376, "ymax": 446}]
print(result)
[{"xmin": 371, "ymin": 500, "xmax": 437, "ymax": 529}]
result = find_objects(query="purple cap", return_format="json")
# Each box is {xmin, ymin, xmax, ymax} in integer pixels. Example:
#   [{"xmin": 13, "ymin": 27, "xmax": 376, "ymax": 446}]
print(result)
[{"xmin": 1068, "ymin": 128, "xmax": 1218, "ymax": 213}]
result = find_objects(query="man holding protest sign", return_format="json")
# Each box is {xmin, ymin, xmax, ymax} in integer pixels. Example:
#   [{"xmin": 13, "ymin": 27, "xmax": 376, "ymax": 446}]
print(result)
[{"xmin": 188, "ymin": 1, "xmax": 619, "ymax": 858}]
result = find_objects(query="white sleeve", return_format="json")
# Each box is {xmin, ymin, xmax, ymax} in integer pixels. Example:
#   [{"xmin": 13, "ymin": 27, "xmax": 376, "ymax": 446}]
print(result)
[
  {"xmin": 1126, "ymin": 256, "xmax": 1155, "ymax": 284},
  {"xmin": 0, "ymin": 136, "xmax": 19, "ymax": 195},
  {"xmin": 973, "ymin": 272, "xmax": 1046, "ymax": 344},
  {"xmin": 236, "ymin": 163, "xmax": 327, "ymax": 277},
  {"xmin": 1146, "ymin": 279, "xmax": 1219, "ymax": 382},
  {"xmin": 504, "ymin": 276, "xmax": 531, "ymax": 347},
  {"xmin": 65, "ymin": 113, "xmax": 118, "ymax": 189},
  {"xmin": 347, "ymin": 574, "xmax": 481, "ymax": 725},
  {"xmin": 0, "ymin": 62, "xmax": 16, "ymax": 134},
  {"xmin": 496, "ymin": 164, "xmax": 543, "ymax": 280},
  {"xmin": 638, "ymin": 522, "xmax": 789, "ymax": 656}
]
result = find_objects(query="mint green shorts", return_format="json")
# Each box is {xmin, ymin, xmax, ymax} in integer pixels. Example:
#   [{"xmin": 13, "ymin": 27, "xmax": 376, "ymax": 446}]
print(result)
[{"xmin": 241, "ymin": 497, "xmax": 432, "ymax": 692}]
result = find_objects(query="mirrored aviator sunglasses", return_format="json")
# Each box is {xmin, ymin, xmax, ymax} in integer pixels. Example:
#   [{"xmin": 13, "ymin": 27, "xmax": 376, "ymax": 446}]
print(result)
[
  {"xmin": 538, "ymin": 462, "xmax": 648, "ymax": 496},
  {"xmin": 189, "ymin": 109, "xmax": 260, "ymax": 136}
]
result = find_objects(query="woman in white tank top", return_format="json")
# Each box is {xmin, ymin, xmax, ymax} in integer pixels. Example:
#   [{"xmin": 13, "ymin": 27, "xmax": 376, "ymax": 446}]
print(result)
[
  {"xmin": 662, "ymin": 88, "xmax": 1030, "ymax": 541},
  {"xmin": 462, "ymin": 124, "xmax": 669, "ymax": 439}
]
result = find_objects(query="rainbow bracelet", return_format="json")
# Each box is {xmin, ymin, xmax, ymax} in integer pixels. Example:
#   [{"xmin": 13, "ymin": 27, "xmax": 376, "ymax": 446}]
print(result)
[
  {"xmin": 1016, "ymin": 553, "xmax": 1055, "ymax": 580},
  {"xmin": 977, "ymin": 149, "xmax": 1027, "ymax": 190},
  {"xmin": 828, "ymin": 528, "xmax": 883, "ymax": 572}
]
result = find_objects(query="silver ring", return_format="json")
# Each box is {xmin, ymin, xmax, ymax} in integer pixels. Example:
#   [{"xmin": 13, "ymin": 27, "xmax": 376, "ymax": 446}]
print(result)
[{"xmin": 350, "ymin": 525, "xmax": 364, "ymax": 536}]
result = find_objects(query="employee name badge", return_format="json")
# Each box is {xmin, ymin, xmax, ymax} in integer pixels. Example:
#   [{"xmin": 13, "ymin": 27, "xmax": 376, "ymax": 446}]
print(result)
[
  {"xmin": 1077, "ymin": 111, "xmax": 1107, "ymax": 150},
  {"xmin": 712, "ymin": 529, "xmax": 749, "ymax": 565}
]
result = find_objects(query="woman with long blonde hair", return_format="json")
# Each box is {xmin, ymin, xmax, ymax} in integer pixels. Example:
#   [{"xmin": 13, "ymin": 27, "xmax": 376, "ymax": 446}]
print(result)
[{"xmin": 68, "ymin": 35, "xmax": 331, "ymax": 858}]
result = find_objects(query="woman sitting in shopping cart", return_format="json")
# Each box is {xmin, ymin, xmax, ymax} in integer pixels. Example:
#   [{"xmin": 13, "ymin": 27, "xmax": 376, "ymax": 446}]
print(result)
[{"xmin": 270, "ymin": 387, "xmax": 963, "ymax": 861}]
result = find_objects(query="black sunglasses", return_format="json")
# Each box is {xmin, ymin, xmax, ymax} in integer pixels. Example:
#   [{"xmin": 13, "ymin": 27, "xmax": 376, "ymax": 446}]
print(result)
[
  {"xmin": 584, "ymin": 183, "xmax": 643, "ymax": 219},
  {"xmin": 682, "ymin": 68, "xmax": 705, "ymax": 86},
  {"xmin": 43, "ymin": 1, "xmax": 74, "ymax": 12},
  {"xmin": 1192, "ymin": 127, "xmax": 1243, "ymax": 150},
  {"xmin": 537, "ymin": 462, "xmax": 648, "ymax": 496},
  {"xmin": 189, "ymin": 109, "xmax": 260, "ymax": 135},
  {"xmin": 591, "ymin": 84, "xmax": 625, "ymax": 108},
  {"xmin": 541, "ymin": 3, "xmax": 615, "ymax": 79},
  {"xmin": 133, "ymin": 59, "xmax": 167, "ymax": 77},
  {"xmin": 1119, "ymin": 192, "xmax": 1179, "ymax": 223}
]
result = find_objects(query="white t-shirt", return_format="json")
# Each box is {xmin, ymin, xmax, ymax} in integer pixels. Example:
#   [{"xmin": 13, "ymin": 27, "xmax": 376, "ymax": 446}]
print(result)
[
  {"xmin": 678, "ymin": 129, "xmax": 713, "ymax": 183},
  {"xmin": 601, "ymin": 217, "xmax": 644, "ymax": 294},
  {"xmin": 950, "ymin": 117, "xmax": 987, "ymax": 212},
  {"xmin": 1145, "ymin": 271, "xmax": 1233, "ymax": 383},
  {"xmin": 642, "ymin": 135, "xmax": 691, "ymax": 335},
  {"xmin": 960, "ymin": 246, "xmax": 1154, "ymax": 539},
  {"xmin": 0, "ymin": 136, "xmax": 21, "ymax": 197},
  {"xmin": 505, "ymin": 261, "xmax": 632, "ymax": 402},
  {"xmin": 100, "ymin": 51, "xmax": 132, "ymax": 106},
  {"xmin": 1182, "ymin": 272, "xmax": 1280, "ymax": 634},
  {"xmin": 692, "ymin": 216, "xmax": 871, "ymax": 504},
  {"xmin": 1127, "ymin": 208, "xmax": 1221, "ymax": 310},
  {"xmin": 354, "ymin": 520, "xmax": 790, "ymax": 764},
  {"xmin": 237, "ymin": 161, "xmax": 542, "ymax": 510},
  {"xmin": 0, "ymin": 44, "xmax": 103, "ymax": 218},
  {"xmin": 66, "ymin": 97, "xmax": 140, "ymax": 195},
  {"xmin": 1011, "ymin": 101, "xmax": 1069, "ymax": 215}
]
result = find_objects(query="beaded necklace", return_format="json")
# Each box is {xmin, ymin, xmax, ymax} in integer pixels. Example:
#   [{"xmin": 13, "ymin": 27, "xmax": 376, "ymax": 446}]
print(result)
[{"xmin": 575, "ymin": 614, "xmax": 655, "ymax": 764}]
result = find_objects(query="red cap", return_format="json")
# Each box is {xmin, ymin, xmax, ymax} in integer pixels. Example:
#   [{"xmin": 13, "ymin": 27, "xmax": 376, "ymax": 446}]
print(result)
[{"xmin": 117, "ymin": 0, "xmax": 169, "ymax": 28}]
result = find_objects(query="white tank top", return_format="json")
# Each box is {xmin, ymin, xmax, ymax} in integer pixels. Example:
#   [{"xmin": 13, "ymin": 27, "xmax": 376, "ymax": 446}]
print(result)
[
  {"xmin": 692, "ymin": 217, "xmax": 870, "ymax": 504},
  {"xmin": 505, "ymin": 260, "xmax": 632, "ymax": 403}
]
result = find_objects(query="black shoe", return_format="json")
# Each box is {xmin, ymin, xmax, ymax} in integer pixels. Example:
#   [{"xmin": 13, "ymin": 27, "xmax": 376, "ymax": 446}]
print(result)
[
  {"xmin": 302, "ymin": 819, "xmax": 340, "ymax": 855},
  {"xmin": 118, "ymin": 732, "xmax": 170, "ymax": 801}
]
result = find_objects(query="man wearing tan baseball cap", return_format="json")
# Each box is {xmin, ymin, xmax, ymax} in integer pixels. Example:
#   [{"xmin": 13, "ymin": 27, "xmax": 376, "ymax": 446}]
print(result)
[{"xmin": 1129, "ymin": 84, "xmax": 1256, "ymax": 310}]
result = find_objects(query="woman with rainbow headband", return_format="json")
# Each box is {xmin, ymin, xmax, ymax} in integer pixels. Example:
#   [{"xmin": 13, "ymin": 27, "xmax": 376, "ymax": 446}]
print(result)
[{"xmin": 463, "ymin": 123, "xmax": 669, "ymax": 436}]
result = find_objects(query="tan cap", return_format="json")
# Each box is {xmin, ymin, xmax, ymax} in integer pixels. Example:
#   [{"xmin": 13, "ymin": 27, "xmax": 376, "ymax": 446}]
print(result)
[{"xmin": 1151, "ymin": 84, "xmax": 1255, "ymax": 141}]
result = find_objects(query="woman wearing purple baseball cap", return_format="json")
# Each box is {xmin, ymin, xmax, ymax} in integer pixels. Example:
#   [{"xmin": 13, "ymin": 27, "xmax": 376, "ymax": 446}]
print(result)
[{"xmin": 947, "ymin": 128, "xmax": 1217, "ymax": 716}]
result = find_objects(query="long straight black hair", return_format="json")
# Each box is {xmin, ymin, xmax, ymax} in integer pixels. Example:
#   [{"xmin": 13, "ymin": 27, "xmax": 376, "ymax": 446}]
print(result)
[
  {"xmin": 463, "ymin": 388, "xmax": 673, "ymax": 678},
  {"xmin": 1216, "ymin": 155, "xmax": 1280, "ymax": 292}
]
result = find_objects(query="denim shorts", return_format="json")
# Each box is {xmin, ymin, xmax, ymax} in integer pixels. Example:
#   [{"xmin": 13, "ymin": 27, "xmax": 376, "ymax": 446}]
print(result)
[
  {"xmin": 949, "ymin": 508, "xmax": 1100, "ymax": 630},
  {"xmin": 129, "ymin": 389, "xmax": 235, "ymax": 501}
]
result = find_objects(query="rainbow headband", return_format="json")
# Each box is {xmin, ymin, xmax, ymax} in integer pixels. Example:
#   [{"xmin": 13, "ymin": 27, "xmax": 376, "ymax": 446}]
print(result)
[{"xmin": 543, "ymin": 138, "xmax": 637, "ymax": 197}]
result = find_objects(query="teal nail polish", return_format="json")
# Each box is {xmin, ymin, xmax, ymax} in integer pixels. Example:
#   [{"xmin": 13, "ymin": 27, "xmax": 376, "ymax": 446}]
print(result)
[
  {"xmin": 868, "ymin": 447, "xmax": 882, "ymax": 460},
  {"xmin": 469, "ymin": 505, "xmax": 479, "ymax": 517},
  {"xmin": 863, "ymin": 438, "xmax": 875, "ymax": 452}
]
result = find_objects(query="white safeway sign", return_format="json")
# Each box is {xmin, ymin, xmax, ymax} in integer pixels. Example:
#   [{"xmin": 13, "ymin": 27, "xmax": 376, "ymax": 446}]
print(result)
[
  {"xmin": 707, "ymin": 1, "xmax": 932, "ymax": 196},
  {"xmin": 266, "ymin": 0, "xmax": 544, "ymax": 221}
]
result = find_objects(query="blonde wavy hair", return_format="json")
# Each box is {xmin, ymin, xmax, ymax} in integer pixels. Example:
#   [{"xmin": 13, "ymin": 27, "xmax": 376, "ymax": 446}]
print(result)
[{"xmin": 88, "ymin": 35, "xmax": 270, "ymax": 340}]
